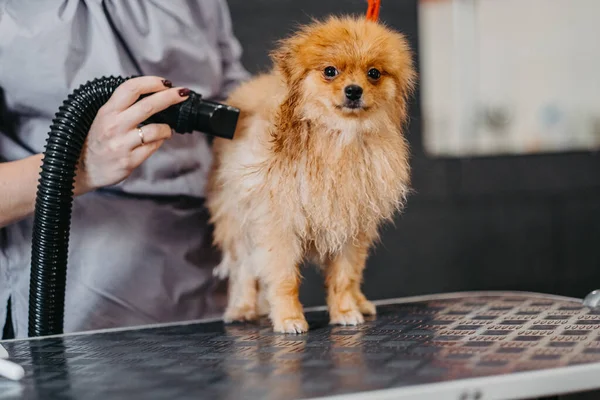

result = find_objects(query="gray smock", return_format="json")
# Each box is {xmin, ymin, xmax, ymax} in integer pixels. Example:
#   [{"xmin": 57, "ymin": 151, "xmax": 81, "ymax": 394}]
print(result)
[{"xmin": 0, "ymin": 0, "xmax": 250, "ymax": 338}]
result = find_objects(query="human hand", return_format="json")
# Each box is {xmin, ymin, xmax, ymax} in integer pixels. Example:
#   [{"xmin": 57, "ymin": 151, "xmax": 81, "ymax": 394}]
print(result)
[{"xmin": 74, "ymin": 76, "xmax": 190, "ymax": 195}]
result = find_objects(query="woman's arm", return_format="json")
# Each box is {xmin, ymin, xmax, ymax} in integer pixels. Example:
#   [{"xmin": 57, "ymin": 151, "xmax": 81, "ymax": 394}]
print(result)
[
  {"xmin": 0, "ymin": 76, "xmax": 191, "ymax": 228},
  {"xmin": 0, "ymin": 154, "xmax": 41, "ymax": 226},
  {"xmin": 0, "ymin": 153, "xmax": 96, "ymax": 227},
  {"xmin": 0, "ymin": 154, "xmax": 97, "ymax": 227},
  {"xmin": 215, "ymin": 0, "xmax": 251, "ymax": 98}
]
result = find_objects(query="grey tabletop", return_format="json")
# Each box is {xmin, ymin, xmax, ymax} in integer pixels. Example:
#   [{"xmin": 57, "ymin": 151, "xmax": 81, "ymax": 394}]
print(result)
[{"xmin": 1, "ymin": 291, "xmax": 600, "ymax": 400}]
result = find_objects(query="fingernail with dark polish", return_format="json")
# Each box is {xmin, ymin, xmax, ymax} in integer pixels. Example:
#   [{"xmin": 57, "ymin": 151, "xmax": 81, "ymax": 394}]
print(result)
[
  {"xmin": 162, "ymin": 79, "xmax": 172, "ymax": 88},
  {"xmin": 178, "ymin": 88, "xmax": 191, "ymax": 97}
]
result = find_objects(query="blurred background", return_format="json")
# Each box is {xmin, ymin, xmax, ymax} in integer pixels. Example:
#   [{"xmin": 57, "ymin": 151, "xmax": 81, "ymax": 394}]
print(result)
[{"xmin": 225, "ymin": 0, "xmax": 600, "ymax": 306}]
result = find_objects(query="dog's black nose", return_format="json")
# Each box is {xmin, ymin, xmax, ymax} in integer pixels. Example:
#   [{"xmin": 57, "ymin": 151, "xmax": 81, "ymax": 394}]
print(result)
[{"xmin": 344, "ymin": 85, "xmax": 363, "ymax": 101}]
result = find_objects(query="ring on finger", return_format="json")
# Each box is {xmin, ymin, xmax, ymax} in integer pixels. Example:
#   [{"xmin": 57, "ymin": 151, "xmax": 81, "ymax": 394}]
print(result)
[{"xmin": 138, "ymin": 126, "xmax": 145, "ymax": 145}]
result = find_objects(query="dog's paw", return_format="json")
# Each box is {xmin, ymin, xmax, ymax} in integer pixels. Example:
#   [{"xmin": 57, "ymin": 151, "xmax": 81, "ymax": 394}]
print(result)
[
  {"xmin": 329, "ymin": 308, "xmax": 365, "ymax": 326},
  {"xmin": 273, "ymin": 317, "xmax": 309, "ymax": 334},
  {"xmin": 356, "ymin": 299, "xmax": 377, "ymax": 316},
  {"xmin": 223, "ymin": 305, "xmax": 258, "ymax": 323}
]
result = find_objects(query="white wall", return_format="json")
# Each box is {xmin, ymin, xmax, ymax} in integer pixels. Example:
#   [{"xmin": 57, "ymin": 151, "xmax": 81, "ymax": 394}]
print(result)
[{"xmin": 419, "ymin": 0, "xmax": 600, "ymax": 156}]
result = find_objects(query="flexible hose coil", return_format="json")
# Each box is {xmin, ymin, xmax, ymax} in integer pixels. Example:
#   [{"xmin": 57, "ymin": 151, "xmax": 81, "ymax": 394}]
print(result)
[{"xmin": 28, "ymin": 76, "xmax": 239, "ymax": 337}]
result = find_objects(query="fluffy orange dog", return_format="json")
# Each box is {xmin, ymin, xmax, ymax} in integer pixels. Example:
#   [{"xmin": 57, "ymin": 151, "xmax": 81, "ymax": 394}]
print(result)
[{"xmin": 206, "ymin": 15, "xmax": 416, "ymax": 333}]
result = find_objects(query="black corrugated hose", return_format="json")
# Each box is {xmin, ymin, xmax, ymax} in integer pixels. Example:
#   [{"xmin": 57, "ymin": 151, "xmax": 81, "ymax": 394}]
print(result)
[{"xmin": 28, "ymin": 75, "xmax": 239, "ymax": 337}]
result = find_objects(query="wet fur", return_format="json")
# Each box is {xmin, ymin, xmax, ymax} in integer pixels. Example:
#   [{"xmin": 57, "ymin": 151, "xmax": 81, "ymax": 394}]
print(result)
[{"xmin": 206, "ymin": 15, "xmax": 416, "ymax": 333}]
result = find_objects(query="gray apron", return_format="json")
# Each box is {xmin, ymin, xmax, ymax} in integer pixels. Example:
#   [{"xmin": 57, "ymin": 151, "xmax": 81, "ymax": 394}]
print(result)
[{"xmin": 0, "ymin": 0, "xmax": 249, "ymax": 337}]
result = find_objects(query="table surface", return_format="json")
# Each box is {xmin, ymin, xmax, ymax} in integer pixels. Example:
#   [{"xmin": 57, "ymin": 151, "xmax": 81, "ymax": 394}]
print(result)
[{"xmin": 2, "ymin": 291, "xmax": 600, "ymax": 400}]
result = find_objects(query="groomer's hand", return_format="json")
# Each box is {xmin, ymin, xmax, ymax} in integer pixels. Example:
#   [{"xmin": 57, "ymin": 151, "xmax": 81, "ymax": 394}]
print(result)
[{"xmin": 74, "ymin": 76, "xmax": 190, "ymax": 195}]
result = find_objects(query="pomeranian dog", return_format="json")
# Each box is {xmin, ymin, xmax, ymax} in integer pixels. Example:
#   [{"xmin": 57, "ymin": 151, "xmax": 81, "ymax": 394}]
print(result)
[{"xmin": 206, "ymin": 15, "xmax": 416, "ymax": 333}]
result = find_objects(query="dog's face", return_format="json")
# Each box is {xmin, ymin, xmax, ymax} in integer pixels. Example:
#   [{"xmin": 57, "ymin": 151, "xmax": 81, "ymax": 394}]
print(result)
[{"xmin": 272, "ymin": 16, "xmax": 416, "ymax": 121}]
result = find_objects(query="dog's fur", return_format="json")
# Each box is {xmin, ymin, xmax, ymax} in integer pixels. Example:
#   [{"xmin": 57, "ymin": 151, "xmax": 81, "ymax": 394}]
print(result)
[{"xmin": 206, "ymin": 15, "xmax": 416, "ymax": 333}]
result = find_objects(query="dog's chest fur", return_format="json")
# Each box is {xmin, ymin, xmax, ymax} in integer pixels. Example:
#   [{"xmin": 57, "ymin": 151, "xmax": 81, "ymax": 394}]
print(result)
[{"xmin": 267, "ymin": 120, "xmax": 410, "ymax": 257}]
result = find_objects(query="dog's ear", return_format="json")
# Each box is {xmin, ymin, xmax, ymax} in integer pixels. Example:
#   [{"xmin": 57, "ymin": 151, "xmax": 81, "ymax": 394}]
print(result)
[
  {"xmin": 270, "ymin": 37, "xmax": 305, "ymax": 85},
  {"xmin": 270, "ymin": 46, "xmax": 294, "ymax": 81}
]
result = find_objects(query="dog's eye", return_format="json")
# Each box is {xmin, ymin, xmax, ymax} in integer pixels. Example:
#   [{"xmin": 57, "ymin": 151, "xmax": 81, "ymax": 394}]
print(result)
[
  {"xmin": 367, "ymin": 68, "xmax": 381, "ymax": 80},
  {"xmin": 323, "ymin": 66, "xmax": 338, "ymax": 78}
]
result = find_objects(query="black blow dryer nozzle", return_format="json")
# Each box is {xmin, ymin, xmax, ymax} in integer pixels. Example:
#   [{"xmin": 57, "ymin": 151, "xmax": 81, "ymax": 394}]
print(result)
[
  {"xmin": 193, "ymin": 98, "xmax": 240, "ymax": 140},
  {"xmin": 142, "ymin": 91, "xmax": 240, "ymax": 139}
]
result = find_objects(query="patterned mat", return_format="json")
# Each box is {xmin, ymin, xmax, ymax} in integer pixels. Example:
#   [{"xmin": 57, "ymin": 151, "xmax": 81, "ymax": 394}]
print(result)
[{"xmin": 1, "ymin": 293, "xmax": 600, "ymax": 400}]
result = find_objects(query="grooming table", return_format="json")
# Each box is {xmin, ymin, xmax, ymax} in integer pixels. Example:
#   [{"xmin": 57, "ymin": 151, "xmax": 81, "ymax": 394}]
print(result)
[{"xmin": 2, "ymin": 292, "xmax": 600, "ymax": 400}]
